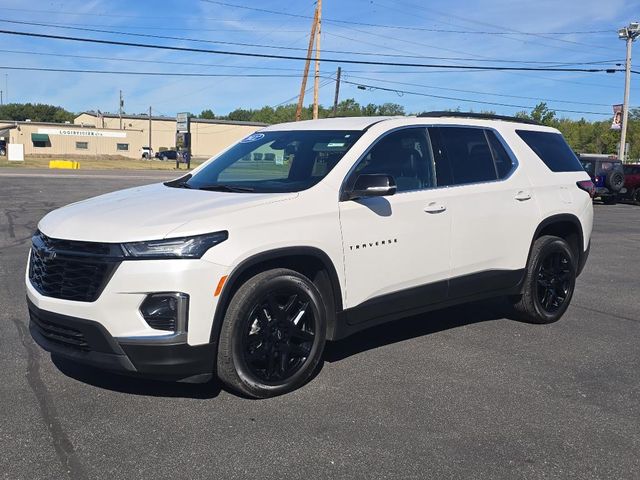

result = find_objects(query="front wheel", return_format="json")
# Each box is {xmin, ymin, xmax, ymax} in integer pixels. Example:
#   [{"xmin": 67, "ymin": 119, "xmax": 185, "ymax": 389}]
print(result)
[
  {"xmin": 217, "ymin": 269, "xmax": 327, "ymax": 398},
  {"xmin": 510, "ymin": 235, "xmax": 576, "ymax": 324}
]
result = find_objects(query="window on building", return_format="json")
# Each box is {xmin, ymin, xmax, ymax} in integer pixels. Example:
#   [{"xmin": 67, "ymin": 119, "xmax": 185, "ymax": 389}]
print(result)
[
  {"xmin": 31, "ymin": 133, "xmax": 50, "ymax": 148},
  {"xmin": 76, "ymin": 141, "xmax": 89, "ymax": 150},
  {"xmin": 116, "ymin": 143, "xmax": 129, "ymax": 151}
]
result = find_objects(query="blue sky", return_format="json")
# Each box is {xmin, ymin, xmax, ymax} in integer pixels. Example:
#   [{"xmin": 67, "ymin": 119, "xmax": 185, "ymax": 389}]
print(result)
[{"xmin": 0, "ymin": 0, "xmax": 638, "ymax": 120}]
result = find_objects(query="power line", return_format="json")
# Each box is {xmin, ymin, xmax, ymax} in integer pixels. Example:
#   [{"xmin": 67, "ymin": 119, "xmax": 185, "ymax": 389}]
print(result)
[
  {"xmin": 199, "ymin": 0, "xmax": 612, "ymax": 36},
  {"xmin": 0, "ymin": 48, "xmax": 305, "ymax": 72},
  {"xmin": 343, "ymin": 73, "xmax": 614, "ymax": 107},
  {"xmin": 343, "ymin": 79, "xmax": 611, "ymax": 115},
  {"xmin": 1, "ymin": 19, "xmax": 618, "ymax": 67},
  {"xmin": 0, "ymin": 66, "xmax": 307, "ymax": 78},
  {"xmin": 0, "ymin": 29, "xmax": 624, "ymax": 73}
]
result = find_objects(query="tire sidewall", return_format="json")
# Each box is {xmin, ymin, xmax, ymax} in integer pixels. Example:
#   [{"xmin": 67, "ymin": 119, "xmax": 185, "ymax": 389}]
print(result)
[
  {"xmin": 530, "ymin": 239, "xmax": 576, "ymax": 322},
  {"xmin": 224, "ymin": 272, "xmax": 326, "ymax": 397}
]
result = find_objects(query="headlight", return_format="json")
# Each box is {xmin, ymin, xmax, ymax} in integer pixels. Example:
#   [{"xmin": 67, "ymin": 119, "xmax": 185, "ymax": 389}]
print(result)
[{"xmin": 122, "ymin": 231, "xmax": 228, "ymax": 259}]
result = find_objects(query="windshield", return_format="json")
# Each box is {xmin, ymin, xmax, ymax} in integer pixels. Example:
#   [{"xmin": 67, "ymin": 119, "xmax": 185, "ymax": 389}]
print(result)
[{"xmin": 183, "ymin": 130, "xmax": 363, "ymax": 193}]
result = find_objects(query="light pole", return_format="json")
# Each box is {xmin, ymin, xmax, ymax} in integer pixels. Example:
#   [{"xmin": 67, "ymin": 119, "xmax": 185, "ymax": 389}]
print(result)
[{"xmin": 618, "ymin": 22, "xmax": 639, "ymax": 162}]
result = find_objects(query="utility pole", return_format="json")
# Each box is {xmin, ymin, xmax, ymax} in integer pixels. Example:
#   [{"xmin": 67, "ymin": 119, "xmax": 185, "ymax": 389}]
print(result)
[
  {"xmin": 618, "ymin": 22, "xmax": 639, "ymax": 162},
  {"xmin": 119, "ymin": 90, "xmax": 124, "ymax": 129},
  {"xmin": 332, "ymin": 67, "xmax": 342, "ymax": 117},
  {"xmin": 148, "ymin": 106, "xmax": 152, "ymax": 157},
  {"xmin": 295, "ymin": 7, "xmax": 319, "ymax": 121},
  {"xmin": 1, "ymin": 90, "xmax": 3, "ymax": 106},
  {"xmin": 312, "ymin": 0, "xmax": 322, "ymax": 119}
]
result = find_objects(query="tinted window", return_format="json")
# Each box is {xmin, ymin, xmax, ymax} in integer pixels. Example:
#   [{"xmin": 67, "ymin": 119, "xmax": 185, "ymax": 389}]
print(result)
[
  {"xmin": 581, "ymin": 160, "xmax": 596, "ymax": 176},
  {"xmin": 354, "ymin": 128, "xmax": 433, "ymax": 192},
  {"xmin": 186, "ymin": 130, "xmax": 363, "ymax": 193},
  {"xmin": 428, "ymin": 127, "xmax": 498, "ymax": 186},
  {"xmin": 486, "ymin": 130, "xmax": 513, "ymax": 178},
  {"xmin": 516, "ymin": 130, "xmax": 583, "ymax": 172}
]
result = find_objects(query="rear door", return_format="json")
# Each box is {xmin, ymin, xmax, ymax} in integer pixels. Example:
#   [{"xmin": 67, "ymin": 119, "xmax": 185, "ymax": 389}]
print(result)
[
  {"xmin": 338, "ymin": 127, "xmax": 451, "ymax": 319},
  {"xmin": 428, "ymin": 126, "xmax": 538, "ymax": 298}
]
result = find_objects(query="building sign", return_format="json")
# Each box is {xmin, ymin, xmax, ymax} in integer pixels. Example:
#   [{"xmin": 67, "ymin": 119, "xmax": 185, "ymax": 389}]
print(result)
[
  {"xmin": 37, "ymin": 128, "xmax": 127, "ymax": 138},
  {"xmin": 176, "ymin": 112, "xmax": 190, "ymax": 133}
]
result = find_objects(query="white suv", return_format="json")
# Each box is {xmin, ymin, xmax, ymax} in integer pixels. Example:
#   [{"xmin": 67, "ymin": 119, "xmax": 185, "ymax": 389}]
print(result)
[{"xmin": 26, "ymin": 113, "xmax": 594, "ymax": 398}]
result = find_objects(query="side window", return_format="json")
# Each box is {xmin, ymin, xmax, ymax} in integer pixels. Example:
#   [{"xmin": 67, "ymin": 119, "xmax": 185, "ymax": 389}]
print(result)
[
  {"xmin": 516, "ymin": 130, "xmax": 583, "ymax": 172},
  {"xmin": 428, "ymin": 127, "xmax": 498, "ymax": 186},
  {"xmin": 485, "ymin": 130, "xmax": 513, "ymax": 178},
  {"xmin": 354, "ymin": 128, "xmax": 434, "ymax": 192}
]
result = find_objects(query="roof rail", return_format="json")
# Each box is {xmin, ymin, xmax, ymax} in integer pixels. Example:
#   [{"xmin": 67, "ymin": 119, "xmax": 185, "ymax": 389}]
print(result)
[{"xmin": 417, "ymin": 111, "xmax": 542, "ymax": 126}]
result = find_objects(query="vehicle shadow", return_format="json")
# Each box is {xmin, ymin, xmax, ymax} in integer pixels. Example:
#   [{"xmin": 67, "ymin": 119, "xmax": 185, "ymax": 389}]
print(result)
[
  {"xmin": 50, "ymin": 297, "xmax": 513, "ymax": 399},
  {"xmin": 51, "ymin": 355, "xmax": 222, "ymax": 399},
  {"xmin": 324, "ymin": 297, "xmax": 513, "ymax": 362}
]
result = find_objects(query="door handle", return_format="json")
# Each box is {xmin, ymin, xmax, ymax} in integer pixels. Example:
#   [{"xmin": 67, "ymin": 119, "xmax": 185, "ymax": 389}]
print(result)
[
  {"xmin": 515, "ymin": 191, "xmax": 532, "ymax": 201},
  {"xmin": 424, "ymin": 202, "xmax": 446, "ymax": 213}
]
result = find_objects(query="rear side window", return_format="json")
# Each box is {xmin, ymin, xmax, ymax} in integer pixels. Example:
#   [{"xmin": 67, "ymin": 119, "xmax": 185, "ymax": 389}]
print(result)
[
  {"xmin": 516, "ymin": 130, "xmax": 583, "ymax": 172},
  {"xmin": 428, "ymin": 127, "xmax": 498, "ymax": 186}
]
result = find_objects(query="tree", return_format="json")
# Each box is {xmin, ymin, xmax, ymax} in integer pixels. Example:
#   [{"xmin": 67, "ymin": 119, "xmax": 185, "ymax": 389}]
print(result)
[
  {"xmin": 199, "ymin": 109, "xmax": 216, "ymax": 119},
  {"xmin": 0, "ymin": 103, "xmax": 75, "ymax": 123}
]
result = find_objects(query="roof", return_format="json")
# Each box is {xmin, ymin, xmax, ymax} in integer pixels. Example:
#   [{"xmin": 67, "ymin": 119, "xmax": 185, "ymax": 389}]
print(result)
[
  {"xmin": 260, "ymin": 116, "xmax": 397, "ymax": 132},
  {"xmin": 77, "ymin": 111, "xmax": 268, "ymax": 127}
]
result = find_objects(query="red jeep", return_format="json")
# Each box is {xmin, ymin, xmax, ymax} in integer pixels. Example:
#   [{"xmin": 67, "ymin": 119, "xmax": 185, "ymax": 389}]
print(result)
[{"xmin": 623, "ymin": 164, "xmax": 640, "ymax": 204}]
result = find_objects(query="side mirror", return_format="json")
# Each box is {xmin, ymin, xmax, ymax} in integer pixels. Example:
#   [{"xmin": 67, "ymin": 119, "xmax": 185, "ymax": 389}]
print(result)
[{"xmin": 344, "ymin": 174, "xmax": 397, "ymax": 200}]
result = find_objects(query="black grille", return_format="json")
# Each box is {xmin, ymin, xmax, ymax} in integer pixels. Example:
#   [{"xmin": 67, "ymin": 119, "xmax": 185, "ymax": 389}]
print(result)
[
  {"xmin": 29, "ymin": 231, "xmax": 122, "ymax": 302},
  {"xmin": 29, "ymin": 309, "xmax": 90, "ymax": 351}
]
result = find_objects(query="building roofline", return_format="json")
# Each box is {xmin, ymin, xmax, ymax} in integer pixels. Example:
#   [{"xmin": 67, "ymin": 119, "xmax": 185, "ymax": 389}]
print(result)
[{"xmin": 77, "ymin": 111, "xmax": 268, "ymax": 127}]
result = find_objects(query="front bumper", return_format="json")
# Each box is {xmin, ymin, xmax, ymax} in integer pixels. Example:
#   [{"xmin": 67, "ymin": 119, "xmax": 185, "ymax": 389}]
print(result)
[{"xmin": 28, "ymin": 299, "xmax": 215, "ymax": 380}]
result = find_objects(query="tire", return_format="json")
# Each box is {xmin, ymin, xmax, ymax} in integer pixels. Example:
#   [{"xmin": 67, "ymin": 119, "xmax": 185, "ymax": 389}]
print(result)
[
  {"xmin": 217, "ymin": 268, "xmax": 327, "ymax": 398},
  {"xmin": 161, "ymin": 155, "xmax": 168, "ymax": 161},
  {"xmin": 632, "ymin": 188, "xmax": 640, "ymax": 206},
  {"xmin": 606, "ymin": 171, "xmax": 624, "ymax": 192},
  {"xmin": 510, "ymin": 235, "xmax": 577, "ymax": 324}
]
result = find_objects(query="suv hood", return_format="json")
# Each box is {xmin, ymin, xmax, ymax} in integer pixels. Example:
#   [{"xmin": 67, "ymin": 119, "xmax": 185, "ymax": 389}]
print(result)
[{"xmin": 38, "ymin": 183, "xmax": 296, "ymax": 243}]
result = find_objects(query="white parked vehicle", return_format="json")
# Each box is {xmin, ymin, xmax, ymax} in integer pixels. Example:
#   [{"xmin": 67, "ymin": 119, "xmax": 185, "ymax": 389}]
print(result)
[
  {"xmin": 140, "ymin": 146, "xmax": 153, "ymax": 159},
  {"xmin": 26, "ymin": 113, "xmax": 594, "ymax": 398}
]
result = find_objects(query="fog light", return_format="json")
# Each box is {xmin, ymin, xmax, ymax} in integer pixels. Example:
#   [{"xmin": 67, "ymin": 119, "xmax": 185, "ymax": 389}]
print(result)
[{"xmin": 140, "ymin": 293, "xmax": 189, "ymax": 333}]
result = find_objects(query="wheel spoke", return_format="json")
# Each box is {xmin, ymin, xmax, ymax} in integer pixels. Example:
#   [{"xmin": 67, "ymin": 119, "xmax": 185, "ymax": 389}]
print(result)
[
  {"xmin": 283, "ymin": 294, "xmax": 298, "ymax": 314},
  {"xmin": 290, "ymin": 301, "xmax": 309, "ymax": 326}
]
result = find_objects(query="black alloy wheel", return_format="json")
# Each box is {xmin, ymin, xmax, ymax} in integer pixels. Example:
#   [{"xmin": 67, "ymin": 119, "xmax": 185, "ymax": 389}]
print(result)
[
  {"xmin": 510, "ymin": 235, "xmax": 576, "ymax": 324},
  {"xmin": 241, "ymin": 291, "xmax": 316, "ymax": 383},
  {"xmin": 535, "ymin": 250, "xmax": 572, "ymax": 314},
  {"xmin": 217, "ymin": 268, "xmax": 327, "ymax": 398}
]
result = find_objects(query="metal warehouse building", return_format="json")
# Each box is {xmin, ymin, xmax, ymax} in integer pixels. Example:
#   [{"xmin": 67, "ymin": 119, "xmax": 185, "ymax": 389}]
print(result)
[{"xmin": 0, "ymin": 113, "xmax": 266, "ymax": 159}]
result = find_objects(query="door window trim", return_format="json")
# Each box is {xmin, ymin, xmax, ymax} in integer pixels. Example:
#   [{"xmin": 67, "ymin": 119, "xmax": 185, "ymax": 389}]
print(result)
[
  {"xmin": 427, "ymin": 125, "xmax": 519, "ymax": 189},
  {"xmin": 340, "ymin": 125, "xmax": 436, "ymax": 201},
  {"xmin": 340, "ymin": 124, "xmax": 519, "ymax": 201}
]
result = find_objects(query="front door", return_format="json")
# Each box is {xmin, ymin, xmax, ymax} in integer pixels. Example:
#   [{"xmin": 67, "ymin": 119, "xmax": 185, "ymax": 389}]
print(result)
[{"xmin": 338, "ymin": 127, "xmax": 451, "ymax": 323}]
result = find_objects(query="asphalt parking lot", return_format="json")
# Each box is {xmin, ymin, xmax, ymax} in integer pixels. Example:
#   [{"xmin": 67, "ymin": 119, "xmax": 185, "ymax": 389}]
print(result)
[{"xmin": 1, "ymin": 169, "xmax": 639, "ymax": 479}]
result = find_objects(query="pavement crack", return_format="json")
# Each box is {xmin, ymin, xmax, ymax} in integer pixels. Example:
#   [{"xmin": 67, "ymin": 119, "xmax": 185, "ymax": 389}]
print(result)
[
  {"xmin": 5, "ymin": 210, "xmax": 16, "ymax": 238},
  {"xmin": 12, "ymin": 318, "xmax": 88, "ymax": 480},
  {"xmin": 573, "ymin": 304, "xmax": 640, "ymax": 324}
]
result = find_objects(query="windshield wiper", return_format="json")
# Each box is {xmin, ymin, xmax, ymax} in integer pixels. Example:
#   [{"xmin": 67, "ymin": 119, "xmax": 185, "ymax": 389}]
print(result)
[
  {"xmin": 164, "ymin": 174, "xmax": 193, "ymax": 188},
  {"xmin": 196, "ymin": 184, "xmax": 255, "ymax": 193}
]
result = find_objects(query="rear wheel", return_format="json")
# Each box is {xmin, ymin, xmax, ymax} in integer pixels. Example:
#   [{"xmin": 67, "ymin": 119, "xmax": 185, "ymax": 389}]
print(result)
[
  {"xmin": 632, "ymin": 188, "xmax": 640, "ymax": 205},
  {"xmin": 511, "ymin": 235, "xmax": 576, "ymax": 324},
  {"xmin": 217, "ymin": 269, "xmax": 326, "ymax": 398}
]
